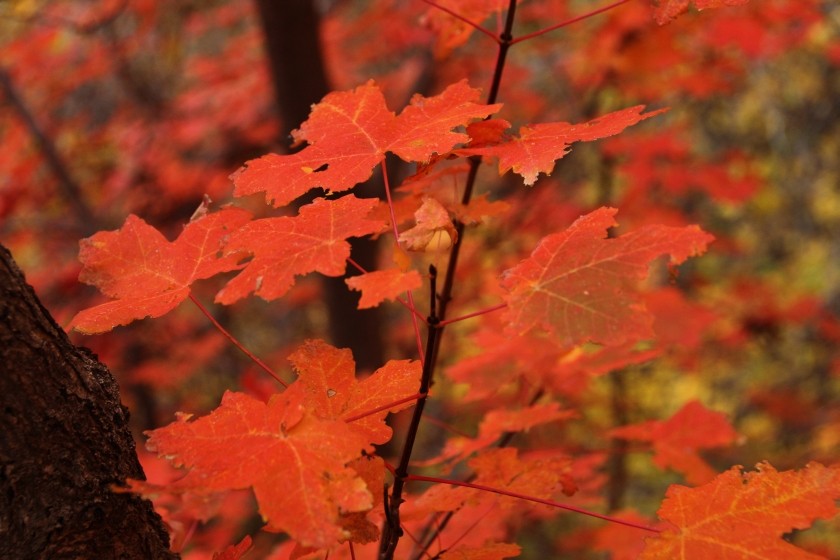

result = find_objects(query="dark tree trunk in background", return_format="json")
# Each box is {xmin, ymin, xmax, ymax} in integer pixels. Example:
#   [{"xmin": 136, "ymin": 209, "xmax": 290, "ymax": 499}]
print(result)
[
  {"xmin": 254, "ymin": 0, "xmax": 330, "ymax": 141},
  {"xmin": 255, "ymin": 0, "xmax": 385, "ymax": 372},
  {"xmin": 0, "ymin": 245, "xmax": 175, "ymax": 559}
]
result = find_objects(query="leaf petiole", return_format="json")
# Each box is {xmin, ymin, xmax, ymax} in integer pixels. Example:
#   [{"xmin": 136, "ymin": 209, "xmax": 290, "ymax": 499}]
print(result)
[
  {"xmin": 189, "ymin": 294, "xmax": 288, "ymax": 387},
  {"xmin": 436, "ymin": 302, "xmax": 507, "ymax": 326},
  {"xmin": 511, "ymin": 0, "xmax": 633, "ymax": 45},
  {"xmin": 406, "ymin": 473, "xmax": 662, "ymax": 533}
]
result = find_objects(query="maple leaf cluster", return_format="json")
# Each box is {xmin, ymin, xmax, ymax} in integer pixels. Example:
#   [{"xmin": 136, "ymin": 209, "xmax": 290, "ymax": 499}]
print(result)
[
  {"xmin": 33, "ymin": 0, "xmax": 838, "ymax": 558},
  {"xmin": 68, "ymin": 80, "xmax": 677, "ymax": 338}
]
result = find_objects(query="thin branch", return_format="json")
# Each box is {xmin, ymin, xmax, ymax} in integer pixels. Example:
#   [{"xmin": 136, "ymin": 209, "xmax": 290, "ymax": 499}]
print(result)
[
  {"xmin": 436, "ymin": 302, "xmax": 507, "ymax": 326},
  {"xmin": 404, "ymin": 3, "xmax": 519, "ymax": 558},
  {"xmin": 0, "ymin": 67, "xmax": 95, "ymax": 228},
  {"xmin": 189, "ymin": 294, "xmax": 287, "ymax": 387},
  {"xmin": 511, "ymin": 0, "xmax": 633, "ymax": 45},
  {"xmin": 418, "ymin": 0, "xmax": 500, "ymax": 43},
  {"xmin": 379, "ymin": 266, "xmax": 441, "ymax": 559},
  {"xmin": 406, "ymin": 474, "xmax": 662, "ymax": 533}
]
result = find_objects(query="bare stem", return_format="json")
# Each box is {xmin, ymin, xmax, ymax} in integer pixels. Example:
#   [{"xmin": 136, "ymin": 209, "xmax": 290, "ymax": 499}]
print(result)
[
  {"xmin": 0, "ymin": 67, "xmax": 95, "ymax": 228},
  {"xmin": 436, "ymin": 302, "xmax": 507, "ymax": 326},
  {"xmin": 511, "ymin": 0, "xmax": 633, "ymax": 45},
  {"xmin": 379, "ymin": 266, "xmax": 440, "ymax": 559},
  {"xmin": 380, "ymin": 160, "xmax": 427, "ymax": 362},
  {"xmin": 406, "ymin": 474, "xmax": 662, "ymax": 533},
  {"xmin": 388, "ymin": 2, "xmax": 520, "ymax": 558},
  {"xmin": 189, "ymin": 294, "xmax": 287, "ymax": 387}
]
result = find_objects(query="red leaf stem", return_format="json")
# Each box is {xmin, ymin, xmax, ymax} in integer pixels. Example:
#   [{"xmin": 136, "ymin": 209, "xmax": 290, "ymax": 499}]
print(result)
[
  {"xmin": 511, "ymin": 0, "xmax": 633, "ymax": 45},
  {"xmin": 381, "ymin": 161, "xmax": 427, "ymax": 361},
  {"xmin": 346, "ymin": 256, "xmax": 369, "ymax": 274},
  {"xmin": 406, "ymin": 474, "xmax": 662, "ymax": 532},
  {"xmin": 189, "ymin": 294, "xmax": 288, "ymax": 387},
  {"xmin": 436, "ymin": 302, "xmax": 507, "ymax": 326}
]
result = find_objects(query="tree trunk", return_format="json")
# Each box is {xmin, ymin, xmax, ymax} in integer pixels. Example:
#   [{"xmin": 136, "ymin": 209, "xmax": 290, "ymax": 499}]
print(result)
[
  {"xmin": 254, "ymin": 0, "xmax": 385, "ymax": 371},
  {"xmin": 0, "ymin": 244, "xmax": 175, "ymax": 559}
]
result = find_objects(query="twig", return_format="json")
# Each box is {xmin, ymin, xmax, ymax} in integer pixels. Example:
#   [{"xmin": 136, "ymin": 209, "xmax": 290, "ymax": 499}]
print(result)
[{"xmin": 0, "ymin": 67, "xmax": 95, "ymax": 228}]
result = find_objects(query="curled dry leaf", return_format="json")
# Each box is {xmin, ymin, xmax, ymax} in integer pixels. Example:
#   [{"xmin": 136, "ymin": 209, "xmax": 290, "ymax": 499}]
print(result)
[{"xmin": 399, "ymin": 196, "xmax": 458, "ymax": 252}]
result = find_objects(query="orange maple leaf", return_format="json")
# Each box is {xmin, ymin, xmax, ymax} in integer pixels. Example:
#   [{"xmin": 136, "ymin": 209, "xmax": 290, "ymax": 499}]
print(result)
[
  {"xmin": 231, "ymin": 80, "xmax": 500, "ymax": 207},
  {"xmin": 289, "ymin": 339, "xmax": 421, "ymax": 446},
  {"xmin": 146, "ymin": 389, "xmax": 372, "ymax": 549},
  {"xmin": 70, "ymin": 206, "xmax": 250, "ymax": 333},
  {"xmin": 501, "ymin": 207, "xmax": 713, "ymax": 345},
  {"xmin": 610, "ymin": 401, "xmax": 738, "ymax": 485},
  {"xmin": 345, "ymin": 268, "xmax": 423, "ymax": 309},
  {"xmin": 641, "ymin": 462, "xmax": 840, "ymax": 559},
  {"xmin": 215, "ymin": 195, "xmax": 385, "ymax": 304},
  {"xmin": 460, "ymin": 106, "xmax": 666, "ymax": 185}
]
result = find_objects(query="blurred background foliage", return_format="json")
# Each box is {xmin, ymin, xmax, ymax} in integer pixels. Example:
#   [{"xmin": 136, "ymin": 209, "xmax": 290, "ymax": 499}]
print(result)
[{"xmin": 2, "ymin": 0, "xmax": 840, "ymax": 557}]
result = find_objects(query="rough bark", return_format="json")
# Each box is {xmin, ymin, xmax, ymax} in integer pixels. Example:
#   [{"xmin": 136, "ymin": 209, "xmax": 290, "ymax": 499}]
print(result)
[
  {"xmin": 0, "ymin": 244, "xmax": 175, "ymax": 559},
  {"xmin": 254, "ymin": 0, "xmax": 385, "ymax": 371}
]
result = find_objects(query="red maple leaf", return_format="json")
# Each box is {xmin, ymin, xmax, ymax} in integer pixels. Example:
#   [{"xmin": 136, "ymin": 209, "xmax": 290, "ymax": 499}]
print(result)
[
  {"xmin": 641, "ymin": 462, "xmax": 840, "ymax": 559},
  {"xmin": 501, "ymin": 207, "xmax": 713, "ymax": 345},
  {"xmin": 288, "ymin": 339, "xmax": 421, "ymax": 446},
  {"xmin": 460, "ymin": 106, "xmax": 666, "ymax": 185},
  {"xmin": 651, "ymin": 0, "xmax": 750, "ymax": 25},
  {"xmin": 345, "ymin": 268, "xmax": 423, "ymax": 309},
  {"xmin": 70, "ymin": 206, "xmax": 251, "ymax": 333},
  {"xmin": 610, "ymin": 401, "xmax": 738, "ymax": 485},
  {"xmin": 146, "ymin": 389, "xmax": 372, "ymax": 549},
  {"xmin": 231, "ymin": 80, "xmax": 500, "ymax": 207},
  {"xmin": 215, "ymin": 195, "xmax": 385, "ymax": 304}
]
